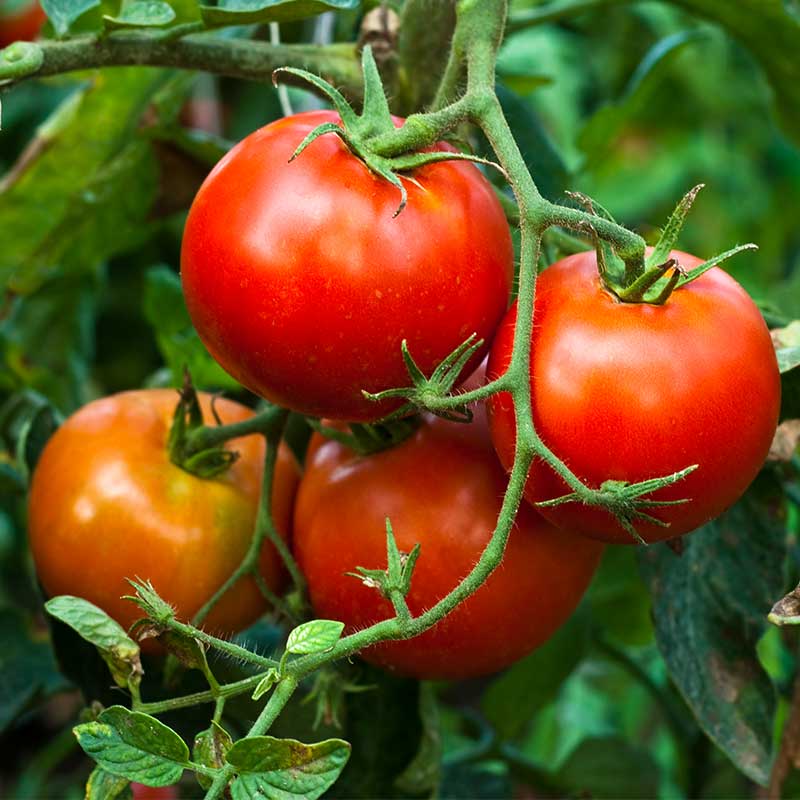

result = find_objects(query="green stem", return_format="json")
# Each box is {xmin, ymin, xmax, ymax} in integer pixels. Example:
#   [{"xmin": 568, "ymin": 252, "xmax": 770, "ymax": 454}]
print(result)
[
  {"xmin": 183, "ymin": 405, "xmax": 284, "ymax": 453},
  {"xmin": 191, "ymin": 409, "xmax": 304, "ymax": 626},
  {"xmin": 136, "ymin": 674, "xmax": 264, "ymax": 715},
  {"xmin": 0, "ymin": 35, "xmax": 362, "ymax": 92},
  {"xmin": 203, "ymin": 677, "xmax": 299, "ymax": 800},
  {"xmin": 165, "ymin": 617, "xmax": 278, "ymax": 669}
]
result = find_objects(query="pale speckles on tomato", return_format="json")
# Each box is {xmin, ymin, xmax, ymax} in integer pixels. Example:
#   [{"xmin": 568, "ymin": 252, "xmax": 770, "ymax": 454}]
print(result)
[{"xmin": 375, "ymin": 289, "xmax": 383, "ymax": 299}]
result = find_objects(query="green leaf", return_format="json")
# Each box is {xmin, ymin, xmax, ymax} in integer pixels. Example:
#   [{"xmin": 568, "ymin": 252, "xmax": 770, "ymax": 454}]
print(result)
[
  {"xmin": 667, "ymin": 0, "xmax": 800, "ymax": 145},
  {"xmin": 228, "ymin": 736, "xmax": 351, "ymax": 800},
  {"xmin": 327, "ymin": 666, "xmax": 423, "ymax": 799},
  {"xmin": 193, "ymin": 722, "xmax": 233, "ymax": 791},
  {"xmin": 482, "ymin": 610, "xmax": 590, "ymax": 741},
  {"xmin": 579, "ymin": 30, "xmax": 706, "ymax": 164},
  {"xmin": 252, "ymin": 668, "xmax": 280, "ymax": 701},
  {"xmin": 554, "ymin": 737, "xmax": 660, "ymax": 799},
  {"xmin": 778, "ymin": 347, "xmax": 800, "ymax": 374},
  {"xmin": 0, "ymin": 391, "xmax": 62, "ymax": 481},
  {"xmin": 41, "ymin": 0, "xmax": 101, "ymax": 35},
  {"xmin": 0, "ymin": 608, "xmax": 66, "ymax": 732},
  {"xmin": 394, "ymin": 682, "xmax": 441, "ymax": 797},
  {"xmin": 142, "ymin": 266, "xmax": 241, "ymax": 391},
  {"xmin": 286, "ymin": 620, "xmax": 344, "ymax": 655},
  {"xmin": 45, "ymin": 596, "xmax": 138, "ymax": 657},
  {"xmin": 639, "ymin": 474, "xmax": 787, "ymax": 785},
  {"xmin": 74, "ymin": 706, "xmax": 189, "ymax": 786},
  {"xmin": 44, "ymin": 596, "xmax": 141, "ymax": 691},
  {"xmin": 587, "ymin": 548, "xmax": 654, "ymax": 646},
  {"xmin": 199, "ymin": 0, "xmax": 358, "ymax": 28},
  {"xmin": 0, "ymin": 272, "xmax": 97, "ymax": 412},
  {"xmin": 85, "ymin": 767, "xmax": 132, "ymax": 800},
  {"xmin": 104, "ymin": 0, "xmax": 176, "ymax": 29},
  {"xmin": 0, "ymin": 69, "xmax": 167, "ymax": 294}
]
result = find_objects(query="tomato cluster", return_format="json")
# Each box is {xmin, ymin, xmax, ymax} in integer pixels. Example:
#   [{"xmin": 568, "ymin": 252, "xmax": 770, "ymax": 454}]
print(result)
[{"xmin": 28, "ymin": 111, "xmax": 780, "ymax": 681}]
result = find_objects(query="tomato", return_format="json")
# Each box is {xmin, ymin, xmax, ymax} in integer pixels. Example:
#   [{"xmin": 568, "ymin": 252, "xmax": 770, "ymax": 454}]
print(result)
[
  {"xmin": 180, "ymin": 110, "xmax": 513, "ymax": 421},
  {"xmin": 131, "ymin": 784, "xmax": 178, "ymax": 799},
  {"xmin": 28, "ymin": 390, "xmax": 299, "ymax": 637},
  {"xmin": 292, "ymin": 412, "xmax": 603, "ymax": 680},
  {"xmin": 487, "ymin": 249, "xmax": 781, "ymax": 544},
  {"xmin": 0, "ymin": 0, "xmax": 46, "ymax": 47}
]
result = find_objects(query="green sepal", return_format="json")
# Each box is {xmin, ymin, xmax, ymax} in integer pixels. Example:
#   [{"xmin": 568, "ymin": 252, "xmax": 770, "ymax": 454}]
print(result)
[
  {"xmin": 536, "ymin": 465, "xmax": 698, "ymax": 545},
  {"xmin": 363, "ymin": 334, "xmax": 482, "ymax": 422},
  {"xmin": 347, "ymin": 518, "xmax": 421, "ymax": 600},
  {"xmin": 273, "ymin": 46, "xmax": 504, "ymax": 217},
  {"xmin": 646, "ymin": 184, "xmax": 704, "ymax": 269},
  {"xmin": 166, "ymin": 370, "xmax": 239, "ymax": 478}
]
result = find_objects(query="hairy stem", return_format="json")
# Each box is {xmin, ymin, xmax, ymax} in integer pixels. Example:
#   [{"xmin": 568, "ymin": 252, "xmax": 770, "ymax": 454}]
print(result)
[
  {"xmin": 136, "ymin": 674, "xmax": 264, "ymax": 716},
  {"xmin": 203, "ymin": 677, "xmax": 299, "ymax": 800},
  {"xmin": 0, "ymin": 35, "xmax": 362, "ymax": 92}
]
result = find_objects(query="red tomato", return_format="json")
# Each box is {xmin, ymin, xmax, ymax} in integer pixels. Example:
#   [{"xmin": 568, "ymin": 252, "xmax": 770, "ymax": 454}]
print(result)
[
  {"xmin": 487, "ymin": 249, "xmax": 781, "ymax": 544},
  {"xmin": 131, "ymin": 784, "xmax": 178, "ymax": 799},
  {"xmin": 293, "ymin": 413, "xmax": 603, "ymax": 680},
  {"xmin": 28, "ymin": 390, "xmax": 299, "ymax": 637},
  {"xmin": 180, "ymin": 110, "xmax": 513, "ymax": 421},
  {"xmin": 0, "ymin": 0, "xmax": 46, "ymax": 47}
]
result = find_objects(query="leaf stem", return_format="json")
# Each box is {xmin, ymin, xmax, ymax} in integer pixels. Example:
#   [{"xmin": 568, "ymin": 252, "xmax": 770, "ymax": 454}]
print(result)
[{"xmin": 203, "ymin": 677, "xmax": 299, "ymax": 800}]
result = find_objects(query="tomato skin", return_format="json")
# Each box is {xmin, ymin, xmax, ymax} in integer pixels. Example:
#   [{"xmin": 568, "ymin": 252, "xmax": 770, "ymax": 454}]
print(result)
[
  {"xmin": 180, "ymin": 110, "xmax": 513, "ymax": 422},
  {"xmin": 487, "ymin": 249, "xmax": 781, "ymax": 544},
  {"xmin": 293, "ymin": 414, "xmax": 603, "ymax": 680},
  {"xmin": 131, "ymin": 784, "xmax": 178, "ymax": 799},
  {"xmin": 0, "ymin": 1, "xmax": 46, "ymax": 47},
  {"xmin": 28, "ymin": 390, "xmax": 299, "ymax": 637}
]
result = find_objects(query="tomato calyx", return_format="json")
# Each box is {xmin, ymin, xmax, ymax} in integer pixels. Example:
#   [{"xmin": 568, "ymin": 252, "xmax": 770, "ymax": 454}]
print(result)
[
  {"xmin": 362, "ymin": 334, "xmax": 481, "ymax": 422},
  {"xmin": 273, "ymin": 46, "xmax": 503, "ymax": 217},
  {"xmin": 574, "ymin": 185, "xmax": 758, "ymax": 305},
  {"xmin": 167, "ymin": 372, "xmax": 239, "ymax": 478},
  {"xmin": 536, "ymin": 469, "xmax": 699, "ymax": 545},
  {"xmin": 307, "ymin": 416, "xmax": 420, "ymax": 456},
  {"xmin": 346, "ymin": 519, "xmax": 420, "ymax": 611}
]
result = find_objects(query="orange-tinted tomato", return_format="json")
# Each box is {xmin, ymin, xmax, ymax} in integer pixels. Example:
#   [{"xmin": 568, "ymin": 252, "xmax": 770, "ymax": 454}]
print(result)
[
  {"xmin": 28, "ymin": 390, "xmax": 298, "ymax": 637},
  {"xmin": 488, "ymin": 249, "xmax": 781, "ymax": 544},
  {"xmin": 0, "ymin": 0, "xmax": 46, "ymax": 47},
  {"xmin": 293, "ymin": 413, "xmax": 603, "ymax": 680},
  {"xmin": 181, "ymin": 110, "xmax": 513, "ymax": 421}
]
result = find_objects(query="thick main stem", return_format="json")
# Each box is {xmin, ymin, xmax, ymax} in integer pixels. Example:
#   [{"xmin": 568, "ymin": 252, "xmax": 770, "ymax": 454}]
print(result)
[{"xmin": 0, "ymin": 35, "xmax": 362, "ymax": 91}]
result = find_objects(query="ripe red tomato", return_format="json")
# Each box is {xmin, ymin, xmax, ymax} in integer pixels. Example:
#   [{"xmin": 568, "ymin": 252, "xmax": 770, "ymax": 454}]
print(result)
[
  {"xmin": 131, "ymin": 783, "xmax": 178, "ymax": 799},
  {"xmin": 180, "ymin": 110, "xmax": 513, "ymax": 421},
  {"xmin": 0, "ymin": 0, "xmax": 46, "ymax": 47},
  {"xmin": 28, "ymin": 390, "xmax": 299, "ymax": 637},
  {"xmin": 293, "ymin": 412, "xmax": 603, "ymax": 680},
  {"xmin": 487, "ymin": 249, "xmax": 781, "ymax": 544}
]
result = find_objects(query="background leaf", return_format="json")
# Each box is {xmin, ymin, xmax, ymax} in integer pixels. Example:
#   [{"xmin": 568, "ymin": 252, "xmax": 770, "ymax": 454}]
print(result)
[{"xmin": 639, "ymin": 473, "xmax": 788, "ymax": 784}]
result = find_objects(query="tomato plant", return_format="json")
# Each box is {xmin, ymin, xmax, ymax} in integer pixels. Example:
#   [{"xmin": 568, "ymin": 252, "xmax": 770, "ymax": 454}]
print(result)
[
  {"xmin": 0, "ymin": 0, "xmax": 45, "ymax": 47},
  {"xmin": 487, "ymin": 249, "xmax": 781, "ymax": 544},
  {"xmin": 180, "ymin": 109, "xmax": 513, "ymax": 422},
  {"xmin": 28, "ymin": 390, "xmax": 299, "ymax": 636},
  {"xmin": 293, "ymin": 412, "xmax": 604, "ymax": 680},
  {"xmin": 3, "ymin": 0, "xmax": 800, "ymax": 798}
]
